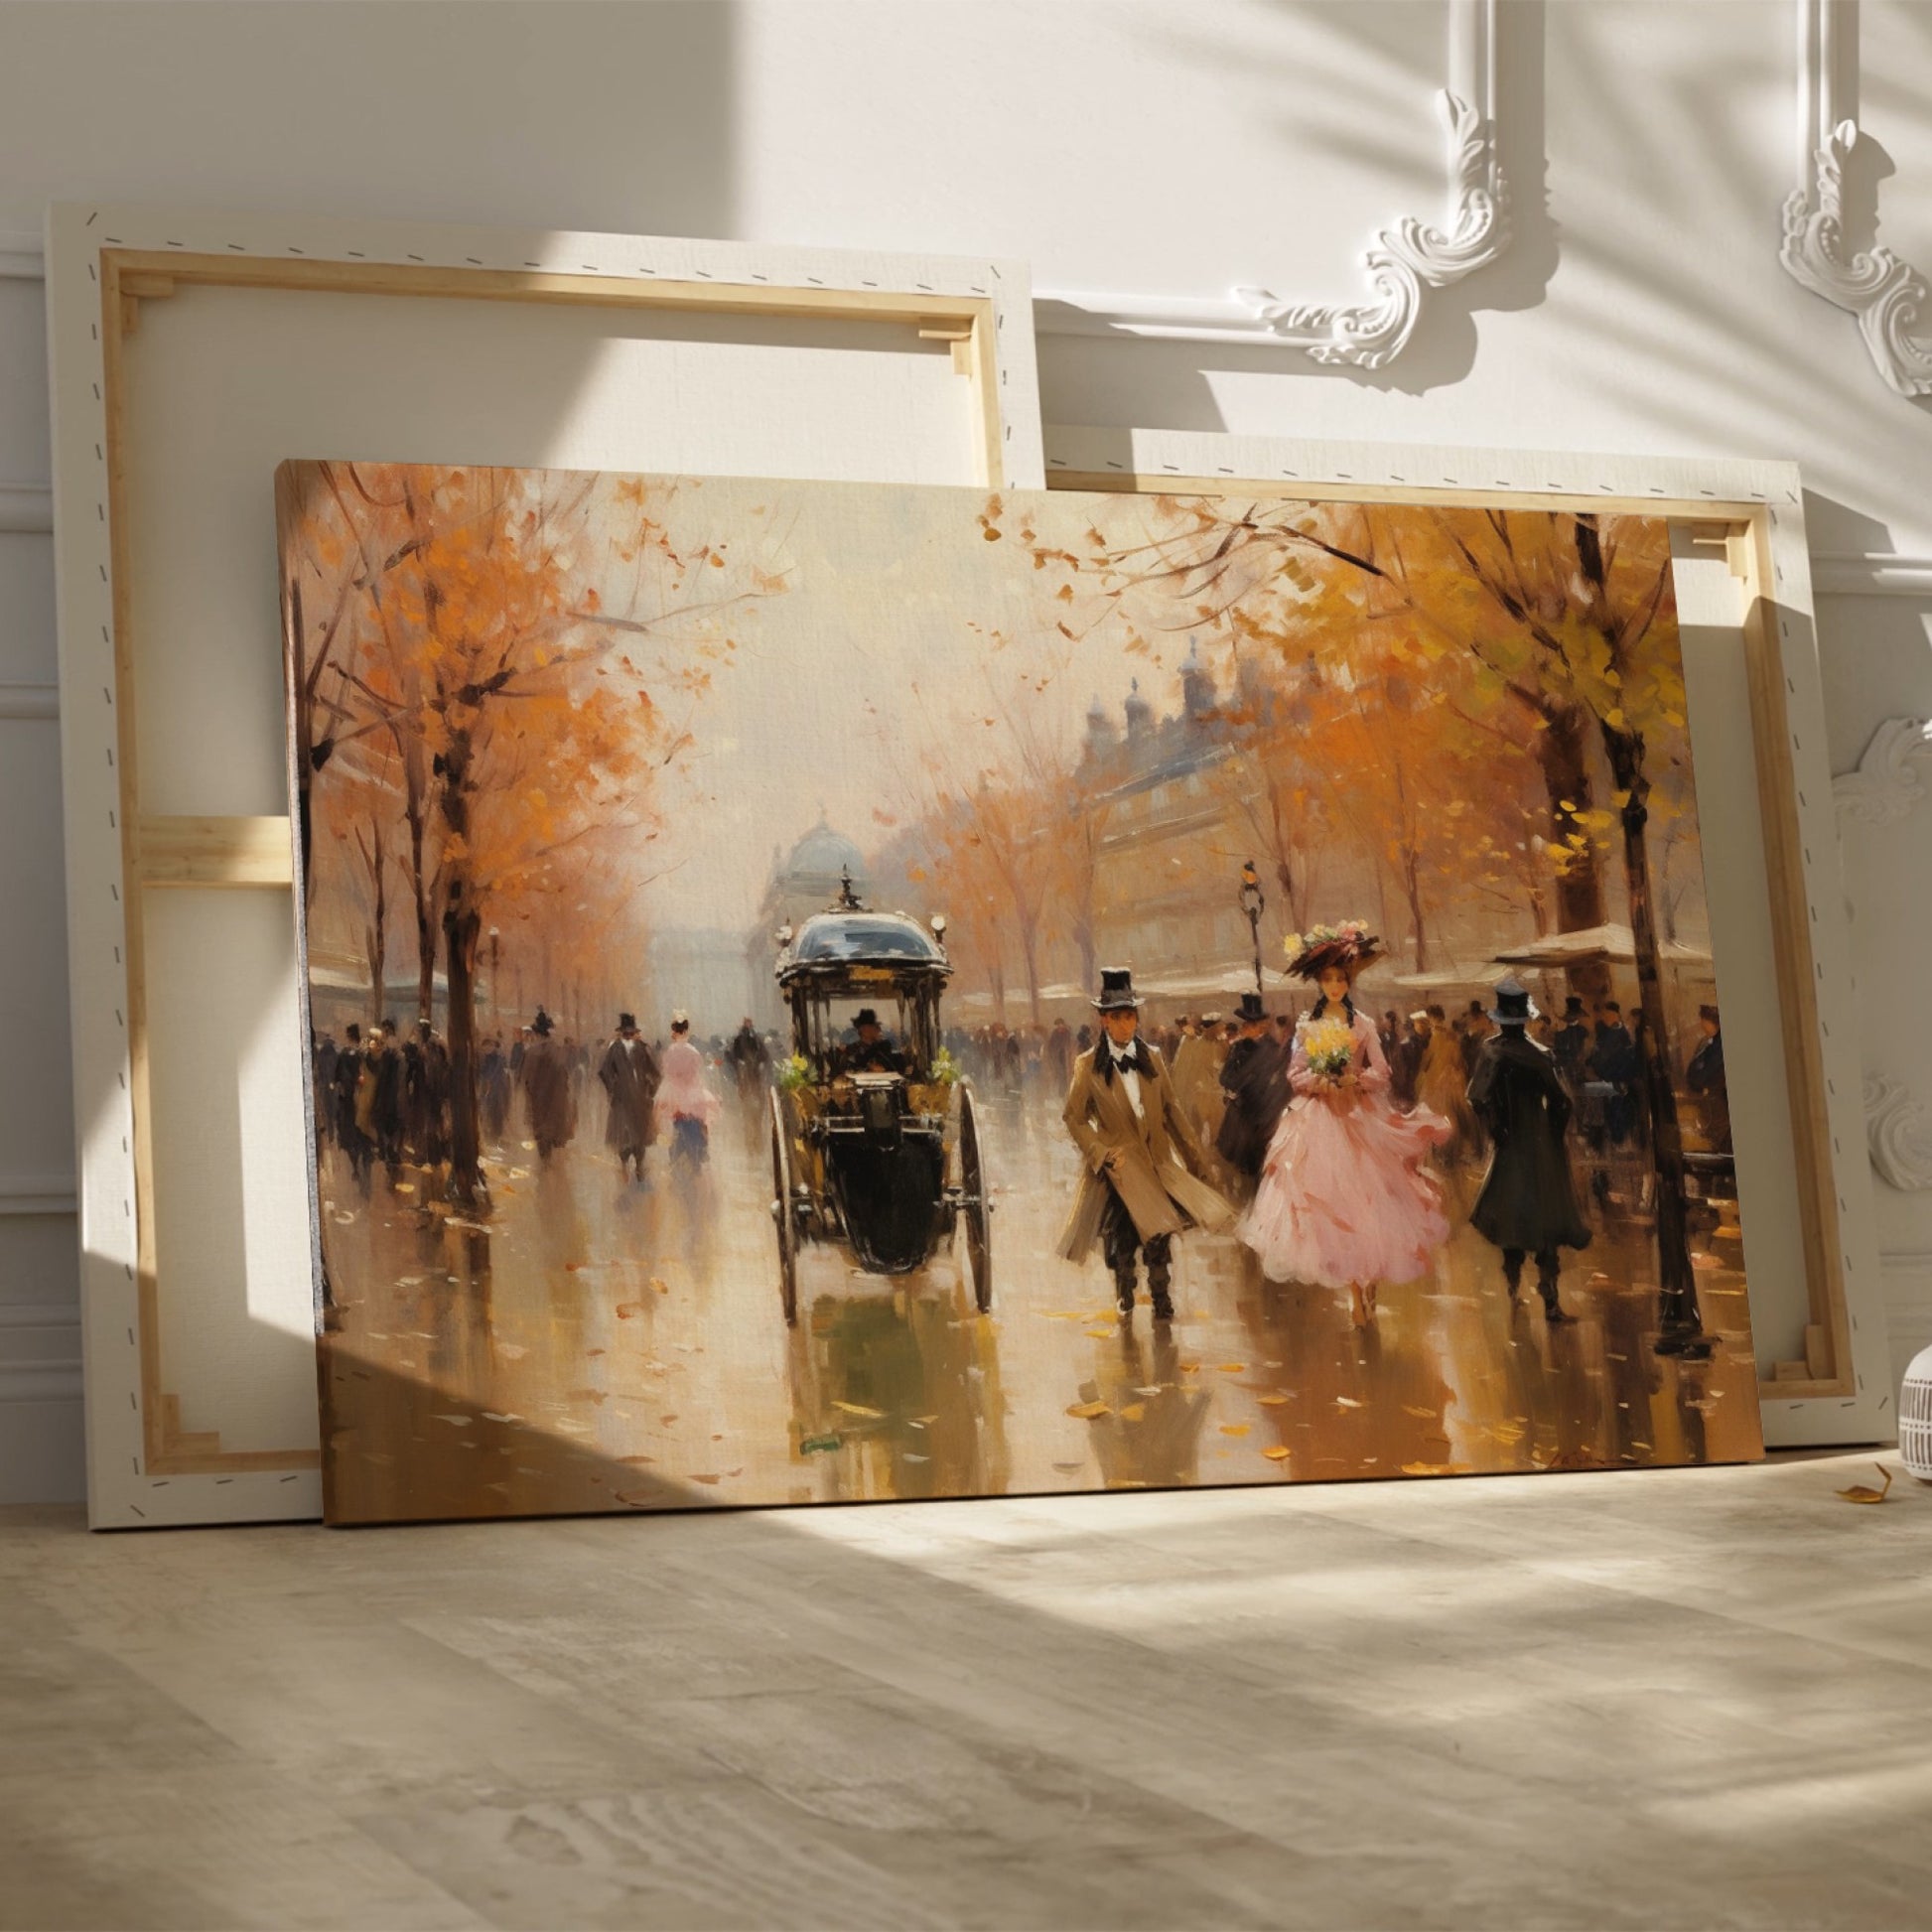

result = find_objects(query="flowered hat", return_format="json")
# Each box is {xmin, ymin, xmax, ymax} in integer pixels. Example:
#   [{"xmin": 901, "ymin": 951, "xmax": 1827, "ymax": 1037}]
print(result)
[{"xmin": 1282, "ymin": 919, "xmax": 1380, "ymax": 982}]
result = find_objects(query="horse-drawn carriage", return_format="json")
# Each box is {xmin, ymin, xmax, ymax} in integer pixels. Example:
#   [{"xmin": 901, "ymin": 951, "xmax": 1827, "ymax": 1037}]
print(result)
[{"xmin": 767, "ymin": 895, "xmax": 992, "ymax": 1323}]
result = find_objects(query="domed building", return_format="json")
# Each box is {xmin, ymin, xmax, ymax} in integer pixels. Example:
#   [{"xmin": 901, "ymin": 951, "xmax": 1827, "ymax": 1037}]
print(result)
[
  {"xmin": 770, "ymin": 815, "xmax": 870, "ymax": 909},
  {"xmin": 744, "ymin": 813, "xmax": 874, "ymax": 1027}
]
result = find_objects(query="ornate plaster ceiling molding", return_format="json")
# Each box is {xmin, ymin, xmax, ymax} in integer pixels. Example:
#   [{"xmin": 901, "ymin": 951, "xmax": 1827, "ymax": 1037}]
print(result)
[
  {"xmin": 1780, "ymin": 0, "xmax": 1932, "ymax": 399},
  {"xmin": 1834, "ymin": 716, "xmax": 1932, "ymax": 825},
  {"xmin": 1035, "ymin": 0, "xmax": 1509, "ymax": 367}
]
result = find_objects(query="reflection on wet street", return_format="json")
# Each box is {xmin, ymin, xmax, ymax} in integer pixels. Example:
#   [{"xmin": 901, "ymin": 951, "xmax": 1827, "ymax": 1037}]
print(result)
[{"xmin": 320, "ymin": 1078, "xmax": 1762, "ymax": 1524}]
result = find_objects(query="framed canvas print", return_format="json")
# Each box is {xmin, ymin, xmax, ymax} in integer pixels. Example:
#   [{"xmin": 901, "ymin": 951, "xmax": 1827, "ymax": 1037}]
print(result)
[
  {"xmin": 278, "ymin": 458, "xmax": 1770, "ymax": 1526},
  {"xmin": 44, "ymin": 202, "xmax": 1042, "ymax": 1526},
  {"xmin": 1044, "ymin": 425, "xmax": 1893, "ymax": 1451}
]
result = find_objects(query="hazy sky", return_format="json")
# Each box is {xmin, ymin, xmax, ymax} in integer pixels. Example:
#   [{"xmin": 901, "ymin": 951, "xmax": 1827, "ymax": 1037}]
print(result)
[{"xmin": 597, "ymin": 475, "xmax": 1200, "ymax": 932}]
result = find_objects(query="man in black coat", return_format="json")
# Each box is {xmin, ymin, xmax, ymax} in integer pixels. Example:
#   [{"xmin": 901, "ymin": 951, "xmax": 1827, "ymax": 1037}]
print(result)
[
  {"xmin": 332, "ymin": 1022, "xmax": 372, "ymax": 1189},
  {"xmin": 1551, "ymin": 994, "xmax": 1591, "ymax": 1092},
  {"xmin": 1466, "ymin": 980, "xmax": 1591, "ymax": 1322},
  {"xmin": 1214, "ymin": 992, "xmax": 1288, "ymax": 1194},
  {"xmin": 1686, "ymin": 1003, "xmax": 1729, "ymax": 1153},
  {"xmin": 841, "ymin": 1008, "xmax": 906, "ymax": 1075},
  {"xmin": 1588, "ymin": 1000, "xmax": 1641, "ymax": 1148}
]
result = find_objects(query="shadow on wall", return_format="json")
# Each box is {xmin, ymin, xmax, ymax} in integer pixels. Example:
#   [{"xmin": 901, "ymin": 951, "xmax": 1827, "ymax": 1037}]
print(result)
[
  {"xmin": 1035, "ymin": 0, "xmax": 1555, "ymax": 417},
  {"xmin": 0, "ymin": 3, "xmax": 740, "ymax": 242}
]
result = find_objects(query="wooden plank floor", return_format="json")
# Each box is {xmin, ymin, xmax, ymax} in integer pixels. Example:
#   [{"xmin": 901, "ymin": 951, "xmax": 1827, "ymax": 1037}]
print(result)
[{"xmin": 4, "ymin": 1451, "xmax": 1930, "ymax": 1929}]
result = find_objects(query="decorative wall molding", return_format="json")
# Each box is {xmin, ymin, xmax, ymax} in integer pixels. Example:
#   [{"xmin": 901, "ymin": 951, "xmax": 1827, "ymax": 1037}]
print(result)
[
  {"xmin": 1863, "ymin": 1074, "xmax": 1932, "ymax": 1192},
  {"xmin": 1780, "ymin": 0, "xmax": 1932, "ymax": 399},
  {"xmin": 0, "ymin": 684, "xmax": 58, "ymax": 722},
  {"xmin": 0, "ymin": 1174, "xmax": 79, "ymax": 1217},
  {"xmin": 1035, "ymin": 0, "xmax": 1509, "ymax": 366},
  {"xmin": 0, "ymin": 1304, "xmax": 83, "ymax": 1409},
  {"xmin": 0, "ymin": 482, "xmax": 54, "ymax": 532},
  {"xmin": 0, "ymin": 230, "xmax": 42, "ymax": 281},
  {"xmin": 1835, "ymin": 719, "xmax": 1932, "ymax": 1191},
  {"xmin": 1834, "ymin": 716, "xmax": 1932, "ymax": 825},
  {"xmin": 1811, "ymin": 552, "xmax": 1932, "ymax": 597}
]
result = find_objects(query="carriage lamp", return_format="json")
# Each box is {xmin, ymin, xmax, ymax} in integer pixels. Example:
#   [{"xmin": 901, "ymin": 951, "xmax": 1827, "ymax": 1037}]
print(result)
[
  {"xmin": 1239, "ymin": 860, "xmax": 1265, "ymax": 995},
  {"xmin": 930, "ymin": 913, "xmax": 948, "ymax": 937}
]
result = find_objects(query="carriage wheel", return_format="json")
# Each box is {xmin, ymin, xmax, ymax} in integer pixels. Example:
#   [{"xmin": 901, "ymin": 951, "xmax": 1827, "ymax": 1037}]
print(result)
[
  {"xmin": 958, "ymin": 1083, "xmax": 993, "ymax": 1312},
  {"xmin": 769, "ymin": 1088, "xmax": 799, "ymax": 1325}
]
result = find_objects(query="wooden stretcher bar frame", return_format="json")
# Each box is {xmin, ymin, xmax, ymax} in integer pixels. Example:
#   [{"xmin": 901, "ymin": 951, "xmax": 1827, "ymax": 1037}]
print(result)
[
  {"xmin": 46, "ymin": 202, "xmax": 1041, "ymax": 1525},
  {"xmin": 1042, "ymin": 425, "xmax": 1890, "ymax": 1448}
]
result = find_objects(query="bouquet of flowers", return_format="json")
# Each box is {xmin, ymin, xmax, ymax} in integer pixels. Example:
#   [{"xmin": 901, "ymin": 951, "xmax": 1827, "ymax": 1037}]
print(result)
[
  {"xmin": 1301, "ymin": 1014, "xmax": 1358, "ymax": 1085},
  {"xmin": 775, "ymin": 1053, "xmax": 814, "ymax": 1092},
  {"xmin": 929, "ymin": 1046, "xmax": 963, "ymax": 1086}
]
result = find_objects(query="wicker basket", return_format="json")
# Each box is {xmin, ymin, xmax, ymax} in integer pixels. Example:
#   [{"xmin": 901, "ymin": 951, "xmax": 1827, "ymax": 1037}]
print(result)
[{"xmin": 1902, "ymin": 1343, "xmax": 1932, "ymax": 1481}]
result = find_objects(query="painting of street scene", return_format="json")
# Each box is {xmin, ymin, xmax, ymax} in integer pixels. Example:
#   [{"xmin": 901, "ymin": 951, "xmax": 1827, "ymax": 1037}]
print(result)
[{"xmin": 278, "ymin": 462, "xmax": 1762, "ymax": 1524}]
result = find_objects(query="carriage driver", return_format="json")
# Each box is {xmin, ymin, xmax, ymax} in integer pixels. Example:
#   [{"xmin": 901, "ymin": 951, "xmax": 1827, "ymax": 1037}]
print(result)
[{"xmin": 841, "ymin": 1007, "xmax": 906, "ymax": 1075}]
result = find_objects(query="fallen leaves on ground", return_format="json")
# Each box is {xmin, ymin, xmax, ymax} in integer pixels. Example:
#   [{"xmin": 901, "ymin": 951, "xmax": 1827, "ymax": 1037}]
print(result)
[
  {"xmin": 1261, "ymin": 1446, "xmax": 1292, "ymax": 1462},
  {"xmin": 1066, "ymin": 1399, "xmax": 1111, "ymax": 1420},
  {"xmin": 832, "ymin": 1400, "xmax": 886, "ymax": 1419},
  {"xmin": 1836, "ymin": 1465, "xmax": 1894, "ymax": 1505},
  {"xmin": 1219, "ymin": 1424, "xmax": 1250, "ymax": 1438}
]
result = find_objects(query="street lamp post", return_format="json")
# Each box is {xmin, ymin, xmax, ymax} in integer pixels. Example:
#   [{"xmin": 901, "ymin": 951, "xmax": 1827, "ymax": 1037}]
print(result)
[
  {"xmin": 488, "ymin": 928, "xmax": 500, "ymax": 1027},
  {"xmin": 1239, "ymin": 860, "xmax": 1265, "ymax": 996}
]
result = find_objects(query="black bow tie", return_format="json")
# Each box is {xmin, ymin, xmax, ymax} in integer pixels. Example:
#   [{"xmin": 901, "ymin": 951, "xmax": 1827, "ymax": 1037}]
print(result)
[{"xmin": 1099, "ymin": 1042, "xmax": 1152, "ymax": 1085}]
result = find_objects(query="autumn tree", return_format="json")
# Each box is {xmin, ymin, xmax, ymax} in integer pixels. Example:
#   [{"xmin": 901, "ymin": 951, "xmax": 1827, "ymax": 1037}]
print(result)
[
  {"xmin": 1044, "ymin": 495, "xmax": 1710, "ymax": 1353},
  {"xmin": 284, "ymin": 463, "xmax": 781, "ymax": 1207}
]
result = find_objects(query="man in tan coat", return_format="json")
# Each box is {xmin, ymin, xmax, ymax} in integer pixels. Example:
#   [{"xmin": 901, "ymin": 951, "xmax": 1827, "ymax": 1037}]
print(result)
[{"xmin": 1058, "ymin": 968, "xmax": 1233, "ymax": 1320}]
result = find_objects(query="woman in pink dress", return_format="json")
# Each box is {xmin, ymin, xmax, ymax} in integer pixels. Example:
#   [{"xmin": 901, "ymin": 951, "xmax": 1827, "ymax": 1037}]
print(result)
[
  {"xmin": 654, "ymin": 1013, "xmax": 723, "ymax": 1171},
  {"xmin": 1237, "ymin": 922, "xmax": 1451, "ymax": 1325}
]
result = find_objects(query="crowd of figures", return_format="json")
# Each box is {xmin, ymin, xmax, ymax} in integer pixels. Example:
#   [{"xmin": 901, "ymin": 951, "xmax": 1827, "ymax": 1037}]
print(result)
[
  {"xmin": 934, "ymin": 995, "xmax": 1725, "ymax": 1173},
  {"xmin": 311, "ymin": 1007, "xmax": 773, "ymax": 1196},
  {"xmin": 312, "ymin": 940, "xmax": 1729, "ymax": 1343},
  {"xmin": 1047, "ymin": 921, "xmax": 1732, "ymax": 1332}
]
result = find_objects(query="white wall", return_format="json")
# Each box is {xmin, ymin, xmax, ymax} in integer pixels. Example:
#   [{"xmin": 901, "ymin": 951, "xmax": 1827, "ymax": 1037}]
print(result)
[{"xmin": 3, "ymin": 0, "xmax": 1929, "ymax": 1501}]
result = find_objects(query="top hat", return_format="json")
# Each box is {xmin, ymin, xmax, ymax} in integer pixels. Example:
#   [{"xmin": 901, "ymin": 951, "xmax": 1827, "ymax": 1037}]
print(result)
[
  {"xmin": 531, "ymin": 1009, "xmax": 554, "ymax": 1035},
  {"xmin": 1562, "ymin": 995, "xmax": 1586, "ymax": 1018},
  {"xmin": 1234, "ymin": 991, "xmax": 1269, "ymax": 1026},
  {"xmin": 1092, "ymin": 967, "xmax": 1143, "ymax": 1012},
  {"xmin": 1488, "ymin": 978, "xmax": 1536, "ymax": 1026},
  {"xmin": 618, "ymin": 1013, "xmax": 637, "ymax": 1033},
  {"xmin": 852, "ymin": 1009, "xmax": 882, "ymax": 1030}
]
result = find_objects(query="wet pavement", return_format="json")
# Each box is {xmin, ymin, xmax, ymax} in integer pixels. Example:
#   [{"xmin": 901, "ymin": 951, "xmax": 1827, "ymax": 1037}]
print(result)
[{"xmin": 318, "ymin": 1077, "xmax": 1762, "ymax": 1524}]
